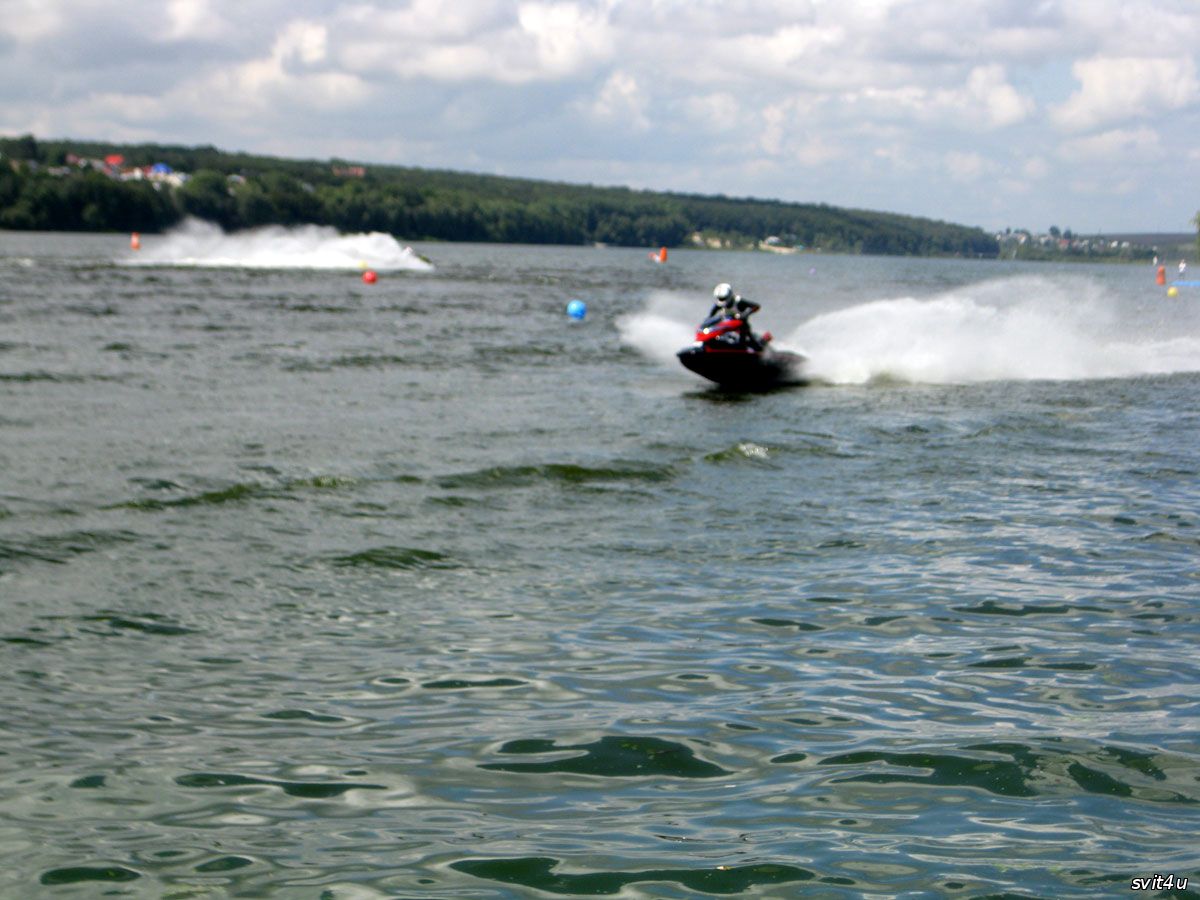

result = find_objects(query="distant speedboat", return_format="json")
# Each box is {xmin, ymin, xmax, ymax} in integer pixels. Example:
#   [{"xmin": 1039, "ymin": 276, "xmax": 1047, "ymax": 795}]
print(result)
[{"xmin": 677, "ymin": 314, "xmax": 808, "ymax": 390}]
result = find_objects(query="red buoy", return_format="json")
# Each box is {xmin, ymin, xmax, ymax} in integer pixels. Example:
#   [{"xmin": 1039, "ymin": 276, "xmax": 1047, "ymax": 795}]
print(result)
[
  {"xmin": 362, "ymin": 270, "xmax": 377, "ymax": 284},
  {"xmin": 130, "ymin": 232, "xmax": 141, "ymax": 250},
  {"xmin": 1156, "ymin": 265, "xmax": 1166, "ymax": 285}
]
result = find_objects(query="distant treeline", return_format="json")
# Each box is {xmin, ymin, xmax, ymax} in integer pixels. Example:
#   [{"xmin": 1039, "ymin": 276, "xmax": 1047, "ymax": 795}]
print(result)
[{"xmin": 0, "ymin": 134, "xmax": 998, "ymax": 256}]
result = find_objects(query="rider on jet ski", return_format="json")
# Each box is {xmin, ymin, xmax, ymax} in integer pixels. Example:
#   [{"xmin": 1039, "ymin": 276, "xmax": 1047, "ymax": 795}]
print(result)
[{"xmin": 709, "ymin": 283, "xmax": 762, "ymax": 348}]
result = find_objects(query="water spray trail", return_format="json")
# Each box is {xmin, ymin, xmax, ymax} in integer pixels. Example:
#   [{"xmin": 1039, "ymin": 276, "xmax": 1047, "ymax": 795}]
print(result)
[
  {"xmin": 617, "ymin": 291, "xmax": 698, "ymax": 365},
  {"xmin": 788, "ymin": 278, "xmax": 1200, "ymax": 384},
  {"xmin": 125, "ymin": 218, "xmax": 433, "ymax": 271}
]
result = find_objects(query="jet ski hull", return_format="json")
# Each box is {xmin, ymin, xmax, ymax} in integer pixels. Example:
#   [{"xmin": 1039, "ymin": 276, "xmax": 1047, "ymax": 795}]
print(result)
[{"xmin": 677, "ymin": 344, "xmax": 807, "ymax": 390}]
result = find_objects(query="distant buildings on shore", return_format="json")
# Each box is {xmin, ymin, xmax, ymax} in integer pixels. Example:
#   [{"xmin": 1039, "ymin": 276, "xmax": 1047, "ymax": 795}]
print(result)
[
  {"xmin": 8, "ymin": 152, "xmax": 191, "ymax": 189},
  {"xmin": 996, "ymin": 229, "xmax": 1132, "ymax": 252},
  {"xmin": 8, "ymin": 152, "xmax": 372, "ymax": 188},
  {"xmin": 994, "ymin": 228, "xmax": 1169, "ymax": 260}
]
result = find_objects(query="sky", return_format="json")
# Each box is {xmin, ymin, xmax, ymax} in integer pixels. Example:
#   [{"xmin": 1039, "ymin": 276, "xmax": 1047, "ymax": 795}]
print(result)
[{"xmin": 2, "ymin": 0, "xmax": 1198, "ymax": 235}]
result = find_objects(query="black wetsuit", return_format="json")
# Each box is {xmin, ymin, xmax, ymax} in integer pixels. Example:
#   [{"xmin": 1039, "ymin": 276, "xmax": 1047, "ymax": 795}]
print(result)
[{"xmin": 710, "ymin": 297, "xmax": 761, "ymax": 346}]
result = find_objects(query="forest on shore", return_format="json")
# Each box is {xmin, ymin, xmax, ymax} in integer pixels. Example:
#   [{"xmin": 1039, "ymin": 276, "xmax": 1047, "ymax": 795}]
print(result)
[{"xmin": 0, "ymin": 133, "xmax": 1002, "ymax": 257}]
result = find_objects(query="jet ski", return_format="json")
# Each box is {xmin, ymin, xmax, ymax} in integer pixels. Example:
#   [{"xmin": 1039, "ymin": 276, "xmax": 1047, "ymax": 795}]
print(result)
[{"xmin": 677, "ymin": 313, "xmax": 808, "ymax": 390}]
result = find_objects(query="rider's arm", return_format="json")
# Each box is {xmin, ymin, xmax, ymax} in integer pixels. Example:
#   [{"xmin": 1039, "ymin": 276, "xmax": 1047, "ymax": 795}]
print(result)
[{"xmin": 736, "ymin": 298, "xmax": 761, "ymax": 317}]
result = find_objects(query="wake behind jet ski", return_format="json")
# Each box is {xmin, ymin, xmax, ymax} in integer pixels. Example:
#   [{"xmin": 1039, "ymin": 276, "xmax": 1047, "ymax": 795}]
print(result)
[{"xmin": 677, "ymin": 283, "xmax": 808, "ymax": 390}]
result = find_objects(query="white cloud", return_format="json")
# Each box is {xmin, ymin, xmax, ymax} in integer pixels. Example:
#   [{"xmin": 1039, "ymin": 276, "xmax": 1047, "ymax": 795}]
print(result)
[
  {"xmin": 518, "ymin": 2, "xmax": 613, "ymax": 76},
  {"xmin": 845, "ymin": 65, "xmax": 1032, "ymax": 130},
  {"xmin": 585, "ymin": 70, "xmax": 650, "ymax": 130},
  {"xmin": 341, "ymin": 0, "xmax": 508, "ymax": 42},
  {"xmin": 1068, "ymin": 176, "xmax": 1138, "ymax": 197},
  {"xmin": 997, "ymin": 177, "xmax": 1031, "ymax": 196},
  {"xmin": 962, "ymin": 65, "xmax": 1035, "ymax": 128},
  {"xmin": 755, "ymin": 98, "xmax": 836, "ymax": 162},
  {"xmin": 1021, "ymin": 157, "xmax": 1049, "ymax": 179},
  {"xmin": 276, "ymin": 20, "xmax": 330, "ymax": 67},
  {"xmin": 1058, "ymin": 126, "xmax": 1162, "ymax": 162},
  {"xmin": 0, "ymin": 0, "xmax": 64, "ymax": 42},
  {"xmin": 731, "ymin": 23, "xmax": 845, "ymax": 73},
  {"xmin": 1059, "ymin": 0, "xmax": 1200, "ymax": 58},
  {"xmin": 168, "ymin": 19, "xmax": 369, "ymax": 120},
  {"xmin": 1052, "ymin": 56, "xmax": 1200, "ymax": 132},
  {"xmin": 945, "ymin": 150, "xmax": 990, "ymax": 182},
  {"xmin": 165, "ymin": 0, "xmax": 229, "ymax": 42},
  {"xmin": 760, "ymin": 102, "xmax": 788, "ymax": 156},
  {"xmin": 901, "ymin": 65, "xmax": 1037, "ymax": 129},
  {"xmin": 683, "ymin": 92, "xmax": 745, "ymax": 133},
  {"xmin": 338, "ymin": 0, "xmax": 612, "ymax": 84},
  {"xmin": 792, "ymin": 134, "xmax": 841, "ymax": 166}
]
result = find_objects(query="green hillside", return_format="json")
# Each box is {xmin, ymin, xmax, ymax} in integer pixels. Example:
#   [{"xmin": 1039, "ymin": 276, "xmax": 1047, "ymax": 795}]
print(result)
[{"xmin": 0, "ymin": 134, "xmax": 998, "ymax": 257}]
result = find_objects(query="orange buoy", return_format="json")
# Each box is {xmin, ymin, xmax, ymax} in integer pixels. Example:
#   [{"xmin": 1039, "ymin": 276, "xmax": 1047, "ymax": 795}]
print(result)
[
  {"xmin": 362, "ymin": 270, "xmax": 377, "ymax": 284},
  {"xmin": 1156, "ymin": 265, "xmax": 1166, "ymax": 285},
  {"xmin": 130, "ymin": 232, "xmax": 141, "ymax": 250}
]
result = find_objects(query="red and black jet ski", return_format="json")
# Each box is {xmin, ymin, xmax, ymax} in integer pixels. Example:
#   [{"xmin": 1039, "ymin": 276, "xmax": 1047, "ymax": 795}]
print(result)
[{"xmin": 677, "ymin": 313, "xmax": 808, "ymax": 390}]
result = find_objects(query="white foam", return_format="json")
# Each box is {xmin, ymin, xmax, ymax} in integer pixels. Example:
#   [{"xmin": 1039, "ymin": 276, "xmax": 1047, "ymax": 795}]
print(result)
[
  {"xmin": 616, "ymin": 291, "xmax": 698, "ymax": 365},
  {"xmin": 125, "ymin": 218, "xmax": 432, "ymax": 271},
  {"xmin": 791, "ymin": 279, "xmax": 1200, "ymax": 384}
]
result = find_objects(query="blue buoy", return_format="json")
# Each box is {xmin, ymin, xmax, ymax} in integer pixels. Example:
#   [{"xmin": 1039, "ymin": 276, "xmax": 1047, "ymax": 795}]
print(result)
[{"xmin": 566, "ymin": 299, "xmax": 587, "ymax": 320}]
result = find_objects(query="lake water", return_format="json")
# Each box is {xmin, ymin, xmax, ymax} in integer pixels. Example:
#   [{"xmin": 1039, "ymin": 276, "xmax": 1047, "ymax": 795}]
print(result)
[{"xmin": 2, "ymin": 226, "xmax": 1198, "ymax": 898}]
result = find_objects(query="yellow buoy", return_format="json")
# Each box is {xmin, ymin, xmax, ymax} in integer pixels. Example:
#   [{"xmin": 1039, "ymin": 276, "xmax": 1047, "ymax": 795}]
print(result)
[{"xmin": 1167, "ymin": 286, "xmax": 1179, "ymax": 298}]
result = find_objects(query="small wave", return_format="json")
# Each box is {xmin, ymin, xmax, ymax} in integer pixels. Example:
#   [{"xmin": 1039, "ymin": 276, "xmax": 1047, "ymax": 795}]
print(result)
[
  {"xmin": 194, "ymin": 857, "xmax": 254, "ymax": 874},
  {"xmin": 112, "ymin": 474, "xmax": 361, "ymax": 511},
  {"xmin": 704, "ymin": 441, "xmax": 773, "ymax": 463},
  {"xmin": 748, "ymin": 617, "xmax": 824, "ymax": 632},
  {"xmin": 0, "ymin": 371, "xmax": 127, "ymax": 384},
  {"xmin": 480, "ymin": 735, "xmax": 731, "ymax": 778},
  {"xmin": 817, "ymin": 740, "xmax": 1197, "ymax": 804},
  {"xmin": 114, "ymin": 482, "xmax": 270, "ymax": 510},
  {"xmin": 329, "ymin": 546, "xmax": 456, "ymax": 570},
  {"xmin": 953, "ymin": 600, "xmax": 1103, "ymax": 617},
  {"xmin": 422, "ymin": 677, "xmax": 528, "ymax": 690},
  {"xmin": 278, "ymin": 303, "xmax": 355, "ymax": 314},
  {"xmin": 451, "ymin": 858, "xmax": 820, "ymax": 895},
  {"xmin": 261, "ymin": 709, "xmax": 346, "ymax": 723},
  {"xmin": 41, "ymin": 867, "xmax": 141, "ymax": 887},
  {"xmin": 2, "ymin": 635, "xmax": 56, "ymax": 647},
  {"xmin": 79, "ymin": 613, "xmax": 196, "ymax": 637},
  {"xmin": 175, "ymin": 772, "xmax": 385, "ymax": 798},
  {"xmin": 437, "ymin": 461, "xmax": 677, "ymax": 490},
  {"xmin": 290, "ymin": 474, "xmax": 361, "ymax": 490},
  {"xmin": 284, "ymin": 353, "xmax": 410, "ymax": 372},
  {"xmin": 966, "ymin": 655, "xmax": 1096, "ymax": 671},
  {"xmin": 0, "ymin": 529, "xmax": 139, "ymax": 567},
  {"xmin": 124, "ymin": 218, "xmax": 433, "ymax": 271}
]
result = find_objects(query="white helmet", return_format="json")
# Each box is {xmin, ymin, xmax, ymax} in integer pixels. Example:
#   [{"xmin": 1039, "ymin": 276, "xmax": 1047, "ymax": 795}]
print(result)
[{"xmin": 713, "ymin": 283, "xmax": 733, "ymax": 303}]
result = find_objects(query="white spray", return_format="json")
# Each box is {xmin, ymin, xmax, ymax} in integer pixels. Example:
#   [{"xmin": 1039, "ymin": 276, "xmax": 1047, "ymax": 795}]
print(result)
[
  {"xmin": 620, "ymin": 278, "xmax": 1200, "ymax": 385},
  {"xmin": 125, "ymin": 218, "xmax": 433, "ymax": 271}
]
